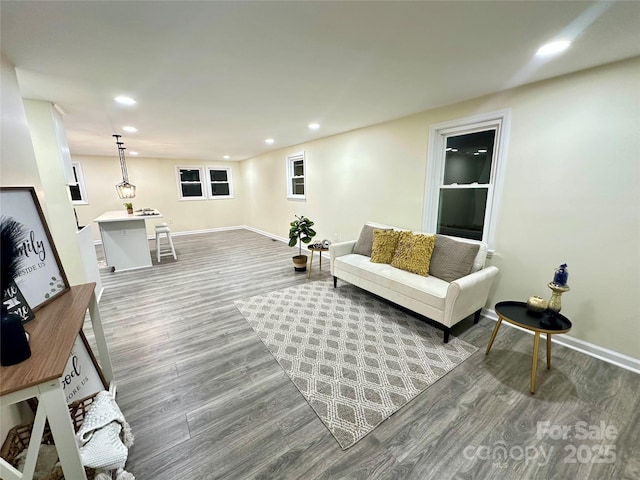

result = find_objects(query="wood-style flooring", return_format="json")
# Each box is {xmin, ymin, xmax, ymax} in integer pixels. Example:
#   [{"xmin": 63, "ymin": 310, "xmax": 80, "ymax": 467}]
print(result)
[{"xmin": 85, "ymin": 229, "xmax": 640, "ymax": 479}]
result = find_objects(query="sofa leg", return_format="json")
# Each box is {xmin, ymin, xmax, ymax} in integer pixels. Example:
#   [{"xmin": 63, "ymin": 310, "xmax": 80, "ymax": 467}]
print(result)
[
  {"xmin": 443, "ymin": 329, "xmax": 450, "ymax": 343},
  {"xmin": 333, "ymin": 276, "xmax": 337, "ymax": 288},
  {"xmin": 474, "ymin": 309, "xmax": 482, "ymax": 324}
]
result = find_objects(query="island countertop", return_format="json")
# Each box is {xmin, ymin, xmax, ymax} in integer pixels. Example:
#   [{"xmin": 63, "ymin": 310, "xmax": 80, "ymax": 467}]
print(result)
[
  {"xmin": 94, "ymin": 209, "xmax": 162, "ymax": 222},
  {"xmin": 93, "ymin": 210, "xmax": 163, "ymax": 271}
]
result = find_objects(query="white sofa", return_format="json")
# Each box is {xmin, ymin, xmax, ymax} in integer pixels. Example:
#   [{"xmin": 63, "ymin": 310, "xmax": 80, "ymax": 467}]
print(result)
[{"xmin": 329, "ymin": 223, "xmax": 499, "ymax": 343}]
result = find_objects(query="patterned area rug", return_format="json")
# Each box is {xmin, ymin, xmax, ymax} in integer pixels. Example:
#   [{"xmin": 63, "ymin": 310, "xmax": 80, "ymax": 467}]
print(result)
[{"xmin": 234, "ymin": 280, "xmax": 477, "ymax": 449}]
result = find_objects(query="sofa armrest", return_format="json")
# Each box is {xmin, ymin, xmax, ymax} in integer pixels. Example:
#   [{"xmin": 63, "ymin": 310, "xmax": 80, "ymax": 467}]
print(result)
[
  {"xmin": 443, "ymin": 266, "xmax": 499, "ymax": 327},
  {"xmin": 329, "ymin": 240, "xmax": 356, "ymax": 275}
]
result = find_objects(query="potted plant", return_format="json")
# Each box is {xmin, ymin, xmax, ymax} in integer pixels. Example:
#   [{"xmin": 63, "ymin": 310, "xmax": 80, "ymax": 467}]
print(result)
[
  {"xmin": 288, "ymin": 215, "xmax": 316, "ymax": 272},
  {"xmin": 123, "ymin": 202, "xmax": 133, "ymax": 214}
]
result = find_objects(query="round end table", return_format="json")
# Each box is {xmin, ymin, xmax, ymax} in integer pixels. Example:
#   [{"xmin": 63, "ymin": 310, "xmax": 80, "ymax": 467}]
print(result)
[{"xmin": 485, "ymin": 301, "xmax": 572, "ymax": 394}]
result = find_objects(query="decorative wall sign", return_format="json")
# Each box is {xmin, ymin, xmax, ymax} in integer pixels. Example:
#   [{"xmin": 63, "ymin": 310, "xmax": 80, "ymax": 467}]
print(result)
[
  {"xmin": 0, "ymin": 187, "xmax": 69, "ymax": 312},
  {"xmin": 62, "ymin": 331, "xmax": 108, "ymax": 404}
]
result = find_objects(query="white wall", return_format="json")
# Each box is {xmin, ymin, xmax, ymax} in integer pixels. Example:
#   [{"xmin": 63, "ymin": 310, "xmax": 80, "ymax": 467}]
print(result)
[
  {"xmin": 0, "ymin": 55, "xmax": 41, "ymax": 189},
  {"xmin": 23, "ymin": 99, "xmax": 86, "ymax": 285},
  {"xmin": 241, "ymin": 57, "xmax": 640, "ymax": 359},
  {"xmin": 243, "ymin": 113, "xmax": 428, "ymax": 243},
  {"xmin": 0, "ymin": 54, "xmax": 39, "ymax": 443},
  {"xmin": 73, "ymin": 156, "xmax": 246, "ymax": 241}
]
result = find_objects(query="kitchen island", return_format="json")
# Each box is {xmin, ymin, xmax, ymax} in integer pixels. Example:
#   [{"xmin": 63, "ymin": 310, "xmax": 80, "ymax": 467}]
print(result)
[{"xmin": 94, "ymin": 210, "xmax": 163, "ymax": 271}]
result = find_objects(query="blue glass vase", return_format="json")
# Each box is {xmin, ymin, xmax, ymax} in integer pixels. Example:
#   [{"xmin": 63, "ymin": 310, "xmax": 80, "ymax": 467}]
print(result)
[{"xmin": 552, "ymin": 263, "xmax": 568, "ymax": 286}]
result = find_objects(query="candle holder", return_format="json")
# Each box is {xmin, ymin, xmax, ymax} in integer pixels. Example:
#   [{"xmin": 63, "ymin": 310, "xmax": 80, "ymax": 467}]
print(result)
[
  {"xmin": 547, "ymin": 282, "xmax": 570, "ymax": 313},
  {"xmin": 541, "ymin": 282, "xmax": 570, "ymax": 328}
]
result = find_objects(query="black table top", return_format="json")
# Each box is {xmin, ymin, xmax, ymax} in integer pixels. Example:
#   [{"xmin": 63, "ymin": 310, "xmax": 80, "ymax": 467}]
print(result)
[{"xmin": 495, "ymin": 301, "xmax": 572, "ymax": 333}]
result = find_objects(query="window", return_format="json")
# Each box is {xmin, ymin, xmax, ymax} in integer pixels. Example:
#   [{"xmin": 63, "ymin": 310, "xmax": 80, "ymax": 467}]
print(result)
[
  {"xmin": 177, "ymin": 167, "xmax": 205, "ymax": 200},
  {"xmin": 206, "ymin": 167, "xmax": 233, "ymax": 199},
  {"xmin": 68, "ymin": 162, "xmax": 88, "ymax": 204},
  {"xmin": 423, "ymin": 110, "xmax": 510, "ymax": 251},
  {"xmin": 286, "ymin": 151, "xmax": 305, "ymax": 199},
  {"xmin": 176, "ymin": 166, "xmax": 234, "ymax": 200}
]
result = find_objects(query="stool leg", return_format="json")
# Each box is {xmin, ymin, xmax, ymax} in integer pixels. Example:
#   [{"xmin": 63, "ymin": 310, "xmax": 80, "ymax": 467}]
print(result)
[
  {"xmin": 168, "ymin": 232, "xmax": 177, "ymax": 260},
  {"xmin": 156, "ymin": 232, "xmax": 161, "ymax": 263}
]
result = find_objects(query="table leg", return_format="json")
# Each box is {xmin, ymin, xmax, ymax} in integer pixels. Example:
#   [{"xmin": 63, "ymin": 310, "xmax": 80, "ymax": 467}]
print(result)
[
  {"xmin": 319, "ymin": 250, "xmax": 322, "ymax": 271},
  {"xmin": 39, "ymin": 380, "xmax": 88, "ymax": 480},
  {"xmin": 88, "ymin": 292, "xmax": 114, "ymax": 387},
  {"xmin": 531, "ymin": 332, "xmax": 541, "ymax": 394},
  {"xmin": 485, "ymin": 317, "xmax": 503, "ymax": 354},
  {"xmin": 307, "ymin": 250, "xmax": 314, "ymax": 279},
  {"xmin": 547, "ymin": 333, "xmax": 552, "ymax": 369}
]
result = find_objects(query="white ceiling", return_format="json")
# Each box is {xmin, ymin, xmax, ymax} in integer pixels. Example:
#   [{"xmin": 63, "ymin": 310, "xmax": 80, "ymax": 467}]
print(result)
[{"xmin": 2, "ymin": 1, "xmax": 639, "ymax": 162}]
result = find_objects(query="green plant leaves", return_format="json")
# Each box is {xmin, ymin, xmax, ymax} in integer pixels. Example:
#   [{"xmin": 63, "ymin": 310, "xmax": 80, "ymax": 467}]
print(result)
[{"xmin": 288, "ymin": 215, "xmax": 317, "ymax": 252}]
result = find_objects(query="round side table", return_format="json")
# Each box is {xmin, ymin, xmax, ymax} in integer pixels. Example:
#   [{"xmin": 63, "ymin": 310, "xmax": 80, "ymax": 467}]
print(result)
[
  {"xmin": 307, "ymin": 246, "xmax": 329, "ymax": 279},
  {"xmin": 485, "ymin": 301, "xmax": 572, "ymax": 394}
]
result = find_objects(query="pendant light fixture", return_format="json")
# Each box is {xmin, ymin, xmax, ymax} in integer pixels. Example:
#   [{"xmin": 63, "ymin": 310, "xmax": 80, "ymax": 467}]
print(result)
[{"xmin": 113, "ymin": 134, "xmax": 136, "ymax": 198}]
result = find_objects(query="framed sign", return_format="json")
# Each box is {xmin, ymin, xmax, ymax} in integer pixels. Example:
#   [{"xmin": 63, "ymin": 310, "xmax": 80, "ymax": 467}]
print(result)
[
  {"xmin": 62, "ymin": 331, "xmax": 108, "ymax": 404},
  {"xmin": 0, "ymin": 187, "xmax": 69, "ymax": 314}
]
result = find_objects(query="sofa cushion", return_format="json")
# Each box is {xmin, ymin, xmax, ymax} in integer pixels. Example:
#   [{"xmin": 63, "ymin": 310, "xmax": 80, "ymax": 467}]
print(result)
[
  {"xmin": 370, "ymin": 230, "xmax": 400, "ymax": 264},
  {"xmin": 429, "ymin": 234, "xmax": 480, "ymax": 282},
  {"xmin": 353, "ymin": 224, "xmax": 392, "ymax": 257},
  {"xmin": 390, "ymin": 231, "xmax": 435, "ymax": 276},
  {"xmin": 334, "ymin": 254, "xmax": 448, "ymax": 310}
]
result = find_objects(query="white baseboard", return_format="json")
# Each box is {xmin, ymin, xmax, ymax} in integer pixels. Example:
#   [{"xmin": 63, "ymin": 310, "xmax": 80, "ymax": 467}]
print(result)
[
  {"xmin": 241, "ymin": 225, "xmax": 328, "ymax": 258},
  {"xmin": 93, "ymin": 225, "xmax": 245, "ymax": 245},
  {"xmin": 242, "ymin": 225, "xmax": 288, "ymax": 244},
  {"xmin": 161, "ymin": 225, "xmax": 244, "ymax": 238},
  {"xmin": 482, "ymin": 308, "xmax": 640, "ymax": 374}
]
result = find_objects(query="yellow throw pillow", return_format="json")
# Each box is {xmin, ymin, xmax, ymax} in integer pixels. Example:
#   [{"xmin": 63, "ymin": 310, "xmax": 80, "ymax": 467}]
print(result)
[
  {"xmin": 390, "ymin": 232, "xmax": 435, "ymax": 276},
  {"xmin": 370, "ymin": 230, "xmax": 400, "ymax": 264}
]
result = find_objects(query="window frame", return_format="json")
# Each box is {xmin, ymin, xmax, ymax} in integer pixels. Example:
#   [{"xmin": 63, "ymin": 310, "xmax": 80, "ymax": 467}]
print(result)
[
  {"xmin": 423, "ymin": 109, "xmax": 511, "ymax": 252},
  {"xmin": 176, "ymin": 166, "xmax": 206, "ymax": 201},
  {"xmin": 68, "ymin": 161, "xmax": 88, "ymax": 205},
  {"xmin": 286, "ymin": 151, "xmax": 306, "ymax": 200},
  {"xmin": 205, "ymin": 166, "xmax": 234, "ymax": 199}
]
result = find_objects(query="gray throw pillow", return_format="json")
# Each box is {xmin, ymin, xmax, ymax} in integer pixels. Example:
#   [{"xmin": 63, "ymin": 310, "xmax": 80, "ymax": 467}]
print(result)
[
  {"xmin": 428, "ymin": 235, "xmax": 480, "ymax": 282},
  {"xmin": 353, "ymin": 224, "xmax": 391, "ymax": 257}
]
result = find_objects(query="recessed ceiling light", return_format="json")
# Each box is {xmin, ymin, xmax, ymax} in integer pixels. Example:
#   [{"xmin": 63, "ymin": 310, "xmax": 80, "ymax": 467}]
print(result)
[
  {"xmin": 308, "ymin": 123, "xmax": 320, "ymax": 130},
  {"xmin": 265, "ymin": 138, "xmax": 275, "ymax": 144},
  {"xmin": 223, "ymin": 155, "xmax": 230, "ymax": 159},
  {"xmin": 473, "ymin": 152, "xmax": 480, "ymax": 156},
  {"xmin": 122, "ymin": 126, "xmax": 138, "ymax": 133},
  {"xmin": 536, "ymin": 40, "xmax": 571, "ymax": 57},
  {"xmin": 478, "ymin": 149, "xmax": 487, "ymax": 153},
  {"xmin": 451, "ymin": 148, "xmax": 458, "ymax": 152},
  {"xmin": 129, "ymin": 151, "xmax": 139, "ymax": 156},
  {"xmin": 114, "ymin": 96, "xmax": 136, "ymax": 105}
]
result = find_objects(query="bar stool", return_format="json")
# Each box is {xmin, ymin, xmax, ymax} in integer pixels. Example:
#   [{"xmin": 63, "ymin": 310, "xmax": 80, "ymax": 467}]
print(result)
[{"xmin": 155, "ymin": 223, "xmax": 177, "ymax": 262}]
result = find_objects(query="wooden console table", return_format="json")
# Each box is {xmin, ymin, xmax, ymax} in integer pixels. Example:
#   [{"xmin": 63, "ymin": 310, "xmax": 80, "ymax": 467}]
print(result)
[{"xmin": 0, "ymin": 283, "xmax": 114, "ymax": 480}]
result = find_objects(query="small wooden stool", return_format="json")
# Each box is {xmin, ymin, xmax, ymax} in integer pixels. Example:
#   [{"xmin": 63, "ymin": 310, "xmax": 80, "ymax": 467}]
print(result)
[{"xmin": 155, "ymin": 223, "xmax": 177, "ymax": 262}]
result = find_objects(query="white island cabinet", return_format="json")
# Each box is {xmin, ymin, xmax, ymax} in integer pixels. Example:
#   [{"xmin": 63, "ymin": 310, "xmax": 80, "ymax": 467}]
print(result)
[{"xmin": 94, "ymin": 210, "xmax": 163, "ymax": 271}]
